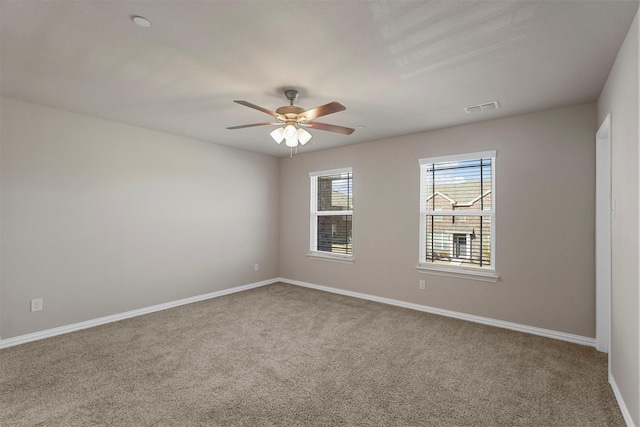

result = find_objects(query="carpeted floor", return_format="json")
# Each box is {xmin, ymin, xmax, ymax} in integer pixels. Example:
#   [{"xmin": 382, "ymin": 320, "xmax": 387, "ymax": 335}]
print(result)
[{"xmin": 0, "ymin": 282, "xmax": 624, "ymax": 426}]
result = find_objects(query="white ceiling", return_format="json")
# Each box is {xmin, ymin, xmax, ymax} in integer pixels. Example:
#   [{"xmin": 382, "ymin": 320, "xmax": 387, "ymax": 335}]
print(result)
[{"xmin": 1, "ymin": 1, "xmax": 638, "ymax": 157}]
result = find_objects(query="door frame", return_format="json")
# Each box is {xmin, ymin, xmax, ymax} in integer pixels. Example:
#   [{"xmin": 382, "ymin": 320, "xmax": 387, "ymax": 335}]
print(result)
[{"xmin": 595, "ymin": 113, "xmax": 612, "ymax": 354}]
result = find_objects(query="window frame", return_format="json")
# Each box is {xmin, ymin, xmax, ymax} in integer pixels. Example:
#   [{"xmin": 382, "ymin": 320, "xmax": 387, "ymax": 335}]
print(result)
[
  {"xmin": 308, "ymin": 167, "xmax": 354, "ymax": 263},
  {"xmin": 417, "ymin": 151, "xmax": 498, "ymax": 282}
]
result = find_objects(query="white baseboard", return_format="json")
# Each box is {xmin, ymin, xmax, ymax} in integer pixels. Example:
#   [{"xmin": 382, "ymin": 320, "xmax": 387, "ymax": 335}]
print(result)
[
  {"xmin": 0, "ymin": 278, "xmax": 279, "ymax": 349},
  {"xmin": 610, "ymin": 373, "xmax": 637, "ymax": 427},
  {"xmin": 278, "ymin": 277, "xmax": 596, "ymax": 347},
  {"xmin": 0, "ymin": 276, "xmax": 596, "ymax": 350},
  {"xmin": 3, "ymin": 277, "xmax": 629, "ymax": 423},
  {"xmin": 4, "ymin": 277, "xmax": 624, "ymax": 421}
]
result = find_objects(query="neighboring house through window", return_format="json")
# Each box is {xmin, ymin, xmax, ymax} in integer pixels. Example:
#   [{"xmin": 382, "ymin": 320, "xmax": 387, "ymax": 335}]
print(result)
[
  {"xmin": 309, "ymin": 168, "xmax": 353, "ymax": 261},
  {"xmin": 418, "ymin": 151, "xmax": 497, "ymax": 281}
]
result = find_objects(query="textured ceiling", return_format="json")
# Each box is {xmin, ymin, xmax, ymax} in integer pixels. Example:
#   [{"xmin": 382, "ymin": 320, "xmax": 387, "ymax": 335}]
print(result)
[{"xmin": 1, "ymin": 1, "xmax": 638, "ymax": 157}]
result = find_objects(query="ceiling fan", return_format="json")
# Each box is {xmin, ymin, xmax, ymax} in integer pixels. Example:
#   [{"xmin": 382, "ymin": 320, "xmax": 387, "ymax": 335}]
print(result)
[{"xmin": 227, "ymin": 89, "xmax": 355, "ymax": 156}]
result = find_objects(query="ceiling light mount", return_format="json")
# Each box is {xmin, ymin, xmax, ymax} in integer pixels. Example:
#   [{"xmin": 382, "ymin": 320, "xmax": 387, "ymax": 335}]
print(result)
[
  {"xmin": 132, "ymin": 15, "xmax": 151, "ymax": 28},
  {"xmin": 284, "ymin": 89, "xmax": 299, "ymax": 105}
]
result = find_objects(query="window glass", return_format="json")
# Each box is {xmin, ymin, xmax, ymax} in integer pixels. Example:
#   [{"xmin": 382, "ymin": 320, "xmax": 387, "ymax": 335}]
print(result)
[
  {"xmin": 419, "ymin": 152, "xmax": 495, "ymax": 273},
  {"xmin": 310, "ymin": 169, "xmax": 353, "ymax": 258}
]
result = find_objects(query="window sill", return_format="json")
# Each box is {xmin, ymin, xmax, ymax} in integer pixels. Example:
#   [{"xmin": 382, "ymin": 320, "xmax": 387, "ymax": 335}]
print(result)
[
  {"xmin": 307, "ymin": 252, "xmax": 354, "ymax": 264},
  {"xmin": 416, "ymin": 264, "xmax": 499, "ymax": 282}
]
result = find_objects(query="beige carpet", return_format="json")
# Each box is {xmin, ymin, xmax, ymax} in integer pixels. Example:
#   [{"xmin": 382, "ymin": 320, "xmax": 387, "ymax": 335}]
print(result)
[{"xmin": 0, "ymin": 283, "xmax": 624, "ymax": 426}]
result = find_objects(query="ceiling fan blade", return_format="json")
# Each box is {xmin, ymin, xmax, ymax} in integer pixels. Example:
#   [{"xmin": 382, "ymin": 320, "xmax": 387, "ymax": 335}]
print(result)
[
  {"xmin": 226, "ymin": 122, "xmax": 281, "ymax": 130},
  {"xmin": 299, "ymin": 102, "xmax": 346, "ymax": 121},
  {"xmin": 234, "ymin": 100, "xmax": 282, "ymax": 119},
  {"xmin": 306, "ymin": 121, "xmax": 355, "ymax": 135}
]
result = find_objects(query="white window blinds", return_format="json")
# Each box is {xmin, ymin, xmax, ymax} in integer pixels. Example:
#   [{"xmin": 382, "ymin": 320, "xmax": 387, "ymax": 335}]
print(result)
[{"xmin": 419, "ymin": 151, "xmax": 496, "ymax": 273}]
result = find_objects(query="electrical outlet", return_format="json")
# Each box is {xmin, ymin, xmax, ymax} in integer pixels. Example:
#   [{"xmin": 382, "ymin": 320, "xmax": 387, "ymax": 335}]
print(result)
[
  {"xmin": 254, "ymin": 264, "xmax": 259, "ymax": 271},
  {"xmin": 419, "ymin": 280, "xmax": 426, "ymax": 290},
  {"xmin": 31, "ymin": 298, "xmax": 43, "ymax": 312}
]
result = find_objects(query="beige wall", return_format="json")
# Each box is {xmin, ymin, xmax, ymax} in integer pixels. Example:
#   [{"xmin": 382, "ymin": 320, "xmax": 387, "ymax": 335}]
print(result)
[
  {"xmin": 598, "ymin": 11, "xmax": 640, "ymax": 426},
  {"xmin": 280, "ymin": 103, "xmax": 597, "ymax": 337},
  {"xmin": 0, "ymin": 97, "xmax": 280, "ymax": 339}
]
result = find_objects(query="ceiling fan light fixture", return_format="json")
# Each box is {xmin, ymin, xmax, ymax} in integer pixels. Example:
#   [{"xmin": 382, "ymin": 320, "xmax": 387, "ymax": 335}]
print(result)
[
  {"xmin": 270, "ymin": 127, "xmax": 285, "ymax": 144},
  {"xmin": 284, "ymin": 124, "xmax": 299, "ymax": 147},
  {"xmin": 284, "ymin": 124, "xmax": 297, "ymax": 139},
  {"xmin": 297, "ymin": 128, "xmax": 312, "ymax": 145},
  {"xmin": 285, "ymin": 135, "xmax": 298, "ymax": 147},
  {"xmin": 227, "ymin": 88, "xmax": 355, "ymax": 156}
]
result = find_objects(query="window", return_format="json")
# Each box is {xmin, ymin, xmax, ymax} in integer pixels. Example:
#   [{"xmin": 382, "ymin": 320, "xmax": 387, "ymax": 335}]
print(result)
[
  {"xmin": 309, "ymin": 168, "xmax": 353, "ymax": 261},
  {"xmin": 418, "ymin": 151, "xmax": 497, "ymax": 280}
]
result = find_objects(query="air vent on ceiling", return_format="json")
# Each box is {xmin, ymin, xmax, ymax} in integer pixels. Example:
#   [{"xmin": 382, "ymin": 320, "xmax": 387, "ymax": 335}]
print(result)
[{"xmin": 465, "ymin": 101, "xmax": 500, "ymax": 114}]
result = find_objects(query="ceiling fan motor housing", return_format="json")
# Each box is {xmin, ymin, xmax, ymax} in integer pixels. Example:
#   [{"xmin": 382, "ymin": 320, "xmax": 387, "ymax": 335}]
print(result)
[
  {"xmin": 277, "ymin": 89, "xmax": 305, "ymax": 121},
  {"xmin": 276, "ymin": 105, "xmax": 305, "ymax": 119}
]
